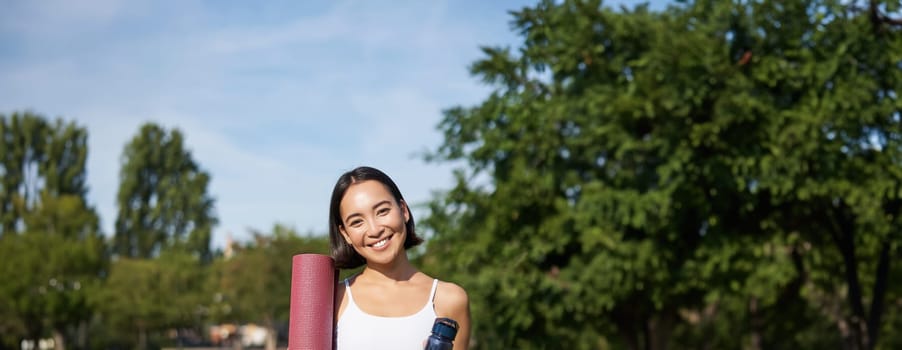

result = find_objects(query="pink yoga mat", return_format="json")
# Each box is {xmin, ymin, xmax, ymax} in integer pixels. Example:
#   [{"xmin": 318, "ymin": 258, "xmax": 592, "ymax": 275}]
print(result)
[{"xmin": 288, "ymin": 254, "xmax": 337, "ymax": 350}]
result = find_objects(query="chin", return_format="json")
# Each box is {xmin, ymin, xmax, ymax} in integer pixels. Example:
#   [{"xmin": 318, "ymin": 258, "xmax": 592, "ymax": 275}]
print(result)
[{"xmin": 368, "ymin": 249, "xmax": 404, "ymax": 266}]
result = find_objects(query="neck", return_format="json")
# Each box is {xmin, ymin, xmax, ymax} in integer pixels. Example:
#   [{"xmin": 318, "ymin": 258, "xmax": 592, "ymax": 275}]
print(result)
[{"xmin": 361, "ymin": 254, "xmax": 418, "ymax": 282}]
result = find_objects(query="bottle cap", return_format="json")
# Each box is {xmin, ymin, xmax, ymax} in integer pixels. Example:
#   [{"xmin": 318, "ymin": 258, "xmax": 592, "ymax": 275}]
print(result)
[{"xmin": 431, "ymin": 317, "xmax": 459, "ymax": 340}]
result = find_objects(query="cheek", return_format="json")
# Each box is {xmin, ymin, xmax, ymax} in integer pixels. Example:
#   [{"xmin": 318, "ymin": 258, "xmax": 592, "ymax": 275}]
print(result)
[
  {"xmin": 346, "ymin": 231, "xmax": 361, "ymax": 245},
  {"xmin": 340, "ymin": 229, "xmax": 357, "ymax": 245},
  {"xmin": 370, "ymin": 216, "xmax": 403, "ymax": 235},
  {"xmin": 390, "ymin": 214, "xmax": 407, "ymax": 232}
]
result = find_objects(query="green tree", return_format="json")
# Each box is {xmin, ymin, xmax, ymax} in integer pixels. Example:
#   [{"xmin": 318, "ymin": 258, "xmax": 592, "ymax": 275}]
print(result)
[
  {"xmin": 97, "ymin": 258, "xmax": 167, "ymax": 350},
  {"xmin": 423, "ymin": 1, "xmax": 902, "ymax": 349},
  {"xmin": 209, "ymin": 225, "xmax": 329, "ymax": 350},
  {"xmin": 97, "ymin": 252, "xmax": 207, "ymax": 350},
  {"xmin": 1, "ymin": 112, "xmax": 51, "ymax": 235},
  {"xmin": 114, "ymin": 123, "xmax": 217, "ymax": 262},
  {"xmin": 0, "ymin": 111, "xmax": 106, "ymax": 350},
  {"xmin": 0, "ymin": 229, "xmax": 105, "ymax": 350}
]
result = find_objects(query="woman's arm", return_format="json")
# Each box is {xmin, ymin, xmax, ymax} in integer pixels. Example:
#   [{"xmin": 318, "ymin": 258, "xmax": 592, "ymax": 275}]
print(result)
[{"xmin": 436, "ymin": 282, "xmax": 471, "ymax": 350}]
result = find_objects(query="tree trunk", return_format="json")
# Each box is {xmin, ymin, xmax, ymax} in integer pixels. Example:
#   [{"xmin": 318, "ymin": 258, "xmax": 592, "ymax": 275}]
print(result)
[
  {"xmin": 864, "ymin": 241, "xmax": 891, "ymax": 350},
  {"xmin": 826, "ymin": 207, "xmax": 868, "ymax": 350},
  {"xmin": 646, "ymin": 313, "xmax": 674, "ymax": 350},
  {"xmin": 747, "ymin": 297, "xmax": 761, "ymax": 350},
  {"xmin": 76, "ymin": 320, "xmax": 87, "ymax": 349},
  {"xmin": 137, "ymin": 322, "xmax": 147, "ymax": 350},
  {"xmin": 612, "ymin": 306, "xmax": 641, "ymax": 350}
]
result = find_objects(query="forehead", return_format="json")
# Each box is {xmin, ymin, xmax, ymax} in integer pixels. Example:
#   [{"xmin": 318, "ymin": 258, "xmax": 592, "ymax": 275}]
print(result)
[{"xmin": 340, "ymin": 180, "xmax": 395, "ymax": 209}]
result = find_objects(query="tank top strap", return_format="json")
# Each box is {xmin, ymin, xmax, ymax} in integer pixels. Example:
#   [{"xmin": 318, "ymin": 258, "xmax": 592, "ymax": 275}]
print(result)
[
  {"xmin": 344, "ymin": 278, "xmax": 355, "ymax": 304},
  {"xmin": 429, "ymin": 279, "xmax": 439, "ymax": 303}
]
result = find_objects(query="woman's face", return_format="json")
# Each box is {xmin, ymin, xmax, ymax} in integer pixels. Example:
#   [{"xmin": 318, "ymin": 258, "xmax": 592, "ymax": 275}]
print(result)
[{"xmin": 338, "ymin": 180, "xmax": 410, "ymax": 266}]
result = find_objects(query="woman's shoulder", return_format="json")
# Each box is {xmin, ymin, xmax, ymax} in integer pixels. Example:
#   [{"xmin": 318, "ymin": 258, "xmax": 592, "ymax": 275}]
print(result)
[{"xmin": 435, "ymin": 280, "xmax": 469, "ymax": 312}]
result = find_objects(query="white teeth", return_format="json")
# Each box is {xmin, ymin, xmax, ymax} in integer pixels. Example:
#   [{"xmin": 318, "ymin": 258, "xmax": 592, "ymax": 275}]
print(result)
[{"xmin": 373, "ymin": 238, "xmax": 388, "ymax": 248}]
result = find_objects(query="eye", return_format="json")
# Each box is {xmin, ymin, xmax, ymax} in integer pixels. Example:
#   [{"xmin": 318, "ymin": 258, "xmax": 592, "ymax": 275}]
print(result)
[
  {"xmin": 377, "ymin": 207, "xmax": 391, "ymax": 216},
  {"xmin": 348, "ymin": 219, "xmax": 363, "ymax": 227}
]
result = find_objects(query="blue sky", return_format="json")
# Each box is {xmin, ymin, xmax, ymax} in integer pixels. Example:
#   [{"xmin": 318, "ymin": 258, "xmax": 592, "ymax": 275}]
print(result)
[{"xmin": 0, "ymin": 0, "xmax": 667, "ymax": 249}]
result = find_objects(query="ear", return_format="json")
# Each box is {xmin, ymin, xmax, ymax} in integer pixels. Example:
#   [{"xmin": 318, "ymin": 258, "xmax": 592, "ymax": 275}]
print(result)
[{"xmin": 400, "ymin": 199, "xmax": 411, "ymax": 223}]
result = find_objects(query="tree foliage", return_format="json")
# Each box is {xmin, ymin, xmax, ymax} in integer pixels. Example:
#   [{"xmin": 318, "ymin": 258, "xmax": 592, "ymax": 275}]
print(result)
[
  {"xmin": 114, "ymin": 123, "xmax": 217, "ymax": 262},
  {"xmin": 0, "ymin": 111, "xmax": 106, "ymax": 350},
  {"xmin": 96, "ymin": 251, "xmax": 208, "ymax": 350},
  {"xmin": 0, "ymin": 112, "xmax": 91, "ymax": 235},
  {"xmin": 423, "ymin": 0, "xmax": 902, "ymax": 349}
]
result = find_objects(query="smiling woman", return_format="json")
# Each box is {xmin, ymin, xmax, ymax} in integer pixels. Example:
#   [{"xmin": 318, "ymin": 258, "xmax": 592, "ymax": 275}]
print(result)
[{"xmin": 328, "ymin": 166, "xmax": 470, "ymax": 350}]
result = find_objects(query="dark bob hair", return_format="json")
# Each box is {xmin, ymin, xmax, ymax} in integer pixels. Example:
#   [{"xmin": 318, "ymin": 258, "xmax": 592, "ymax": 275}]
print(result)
[{"xmin": 329, "ymin": 166, "xmax": 424, "ymax": 269}]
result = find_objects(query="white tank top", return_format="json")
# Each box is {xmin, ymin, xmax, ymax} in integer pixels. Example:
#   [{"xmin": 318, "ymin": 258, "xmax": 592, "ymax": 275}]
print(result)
[{"xmin": 336, "ymin": 278, "xmax": 439, "ymax": 350}]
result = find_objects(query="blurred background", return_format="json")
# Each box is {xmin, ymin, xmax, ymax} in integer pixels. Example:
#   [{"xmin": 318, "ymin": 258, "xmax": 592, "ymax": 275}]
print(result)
[{"xmin": 2, "ymin": 0, "xmax": 902, "ymax": 349}]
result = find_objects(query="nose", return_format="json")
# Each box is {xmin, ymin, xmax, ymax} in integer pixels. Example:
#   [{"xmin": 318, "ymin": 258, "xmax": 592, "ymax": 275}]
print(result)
[{"xmin": 366, "ymin": 218, "xmax": 383, "ymax": 237}]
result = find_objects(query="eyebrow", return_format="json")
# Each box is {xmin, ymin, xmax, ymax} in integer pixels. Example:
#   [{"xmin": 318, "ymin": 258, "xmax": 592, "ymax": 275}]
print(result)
[{"xmin": 343, "ymin": 200, "xmax": 392, "ymax": 223}]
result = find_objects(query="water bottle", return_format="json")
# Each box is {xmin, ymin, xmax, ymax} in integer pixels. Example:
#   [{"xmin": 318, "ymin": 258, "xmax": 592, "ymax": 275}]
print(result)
[{"xmin": 424, "ymin": 317, "xmax": 458, "ymax": 350}]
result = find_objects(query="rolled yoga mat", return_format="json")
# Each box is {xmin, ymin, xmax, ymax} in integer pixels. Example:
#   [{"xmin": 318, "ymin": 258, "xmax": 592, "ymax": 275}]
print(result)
[{"xmin": 288, "ymin": 253, "xmax": 337, "ymax": 350}]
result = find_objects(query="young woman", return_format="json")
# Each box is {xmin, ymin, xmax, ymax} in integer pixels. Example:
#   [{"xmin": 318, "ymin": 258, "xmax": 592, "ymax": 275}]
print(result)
[{"xmin": 329, "ymin": 166, "xmax": 470, "ymax": 350}]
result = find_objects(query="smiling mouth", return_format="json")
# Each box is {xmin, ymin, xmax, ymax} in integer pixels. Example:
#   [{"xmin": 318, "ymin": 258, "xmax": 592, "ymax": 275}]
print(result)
[{"xmin": 371, "ymin": 235, "xmax": 391, "ymax": 248}]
